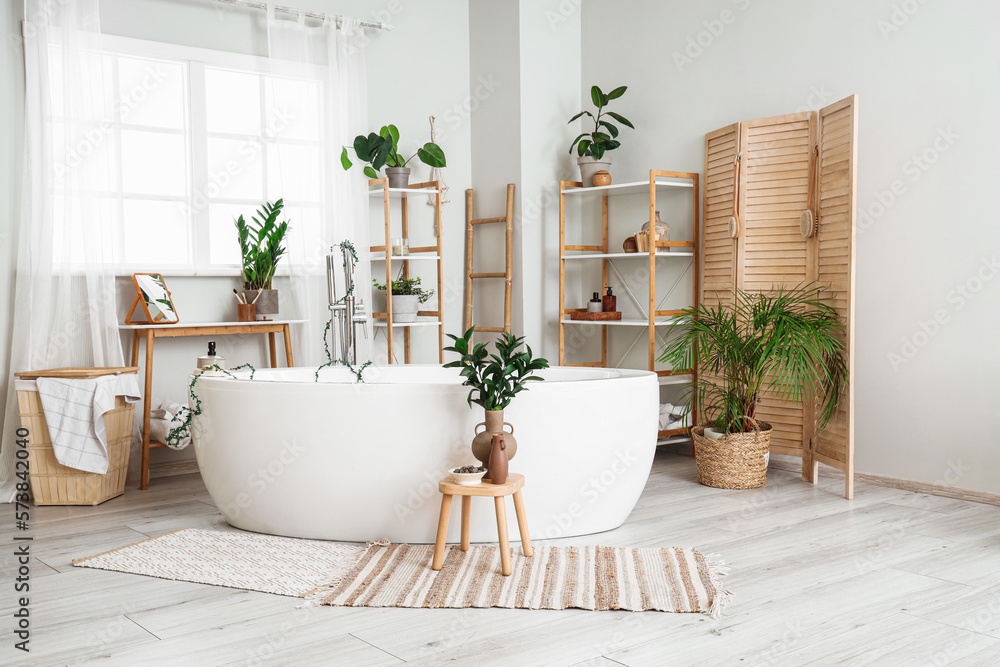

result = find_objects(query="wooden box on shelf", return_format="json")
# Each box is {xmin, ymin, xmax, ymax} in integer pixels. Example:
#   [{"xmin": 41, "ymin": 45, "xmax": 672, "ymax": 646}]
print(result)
[{"xmin": 569, "ymin": 311, "xmax": 623, "ymax": 321}]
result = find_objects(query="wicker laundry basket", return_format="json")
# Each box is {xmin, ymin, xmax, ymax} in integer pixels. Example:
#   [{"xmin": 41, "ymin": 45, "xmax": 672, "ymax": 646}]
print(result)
[
  {"xmin": 690, "ymin": 422, "xmax": 772, "ymax": 490},
  {"xmin": 14, "ymin": 367, "xmax": 138, "ymax": 506}
]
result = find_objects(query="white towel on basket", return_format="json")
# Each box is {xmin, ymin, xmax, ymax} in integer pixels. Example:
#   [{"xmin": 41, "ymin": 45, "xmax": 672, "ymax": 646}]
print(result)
[{"xmin": 35, "ymin": 374, "xmax": 142, "ymax": 474}]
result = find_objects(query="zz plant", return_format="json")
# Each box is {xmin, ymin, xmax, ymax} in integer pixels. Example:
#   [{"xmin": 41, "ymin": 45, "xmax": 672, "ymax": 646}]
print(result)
[
  {"xmin": 444, "ymin": 327, "xmax": 550, "ymax": 411},
  {"xmin": 234, "ymin": 199, "xmax": 289, "ymax": 291},
  {"xmin": 568, "ymin": 85, "xmax": 635, "ymax": 159},
  {"xmin": 659, "ymin": 285, "xmax": 848, "ymax": 435},
  {"xmin": 341, "ymin": 124, "xmax": 446, "ymax": 179}
]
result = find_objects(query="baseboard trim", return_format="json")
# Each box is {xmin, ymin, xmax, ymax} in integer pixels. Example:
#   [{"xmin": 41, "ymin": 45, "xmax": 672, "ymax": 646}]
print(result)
[
  {"xmin": 149, "ymin": 458, "xmax": 200, "ymax": 479},
  {"xmin": 658, "ymin": 441, "xmax": 1000, "ymax": 507}
]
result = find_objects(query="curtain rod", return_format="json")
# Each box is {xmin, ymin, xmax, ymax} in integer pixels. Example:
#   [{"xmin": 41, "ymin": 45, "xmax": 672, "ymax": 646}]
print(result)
[{"xmin": 214, "ymin": 0, "xmax": 393, "ymax": 30}]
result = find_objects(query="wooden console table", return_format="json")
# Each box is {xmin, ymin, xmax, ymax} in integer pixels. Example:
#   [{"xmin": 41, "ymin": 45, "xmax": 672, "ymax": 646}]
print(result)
[{"xmin": 120, "ymin": 320, "xmax": 306, "ymax": 489}]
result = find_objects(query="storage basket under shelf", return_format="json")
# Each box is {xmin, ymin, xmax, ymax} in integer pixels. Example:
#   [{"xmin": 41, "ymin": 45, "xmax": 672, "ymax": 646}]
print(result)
[{"xmin": 15, "ymin": 367, "xmax": 138, "ymax": 506}]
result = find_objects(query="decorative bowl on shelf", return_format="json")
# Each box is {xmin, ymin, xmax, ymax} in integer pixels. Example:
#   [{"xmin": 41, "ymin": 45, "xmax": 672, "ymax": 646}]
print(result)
[
  {"xmin": 448, "ymin": 465, "xmax": 487, "ymax": 485},
  {"xmin": 592, "ymin": 170, "xmax": 612, "ymax": 187}
]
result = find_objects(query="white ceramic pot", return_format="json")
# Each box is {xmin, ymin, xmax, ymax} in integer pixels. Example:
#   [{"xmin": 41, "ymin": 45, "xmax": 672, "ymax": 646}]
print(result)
[
  {"xmin": 391, "ymin": 294, "xmax": 420, "ymax": 322},
  {"xmin": 448, "ymin": 467, "xmax": 487, "ymax": 486},
  {"xmin": 577, "ymin": 154, "xmax": 613, "ymax": 187}
]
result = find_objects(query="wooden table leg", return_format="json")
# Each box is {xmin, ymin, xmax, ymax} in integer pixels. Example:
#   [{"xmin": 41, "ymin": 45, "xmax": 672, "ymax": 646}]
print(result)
[
  {"xmin": 460, "ymin": 496, "xmax": 471, "ymax": 551},
  {"xmin": 268, "ymin": 332, "xmax": 277, "ymax": 368},
  {"xmin": 431, "ymin": 493, "xmax": 453, "ymax": 571},
  {"xmin": 494, "ymin": 496, "xmax": 512, "ymax": 575},
  {"xmin": 140, "ymin": 330, "xmax": 154, "ymax": 490},
  {"xmin": 283, "ymin": 324, "xmax": 294, "ymax": 367},
  {"xmin": 512, "ymin": 490, "xmax": 533, "ymax": 557},
  {"xmin": 130, "ymin": 331, "xmax": 140, "ymax": 366}
]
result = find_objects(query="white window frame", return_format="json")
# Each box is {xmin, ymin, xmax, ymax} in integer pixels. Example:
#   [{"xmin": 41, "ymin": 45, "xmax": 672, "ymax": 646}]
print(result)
[{"xmin": 99, "ymin": 34, "xmax": 327, "ymax": 277}]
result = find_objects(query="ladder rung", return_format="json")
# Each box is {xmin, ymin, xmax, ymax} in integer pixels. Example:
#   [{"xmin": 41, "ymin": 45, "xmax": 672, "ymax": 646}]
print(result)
[
  {"xmin": 470, "ymin": 216, "xmax": 506, "ymax": 226},
  {"xmin": 473, "ymin": 327, "xmax": 506, "ymax": 333},
  {"xmin": 470, "ymin": 273, "xmax": 506, "ymax": 279}
]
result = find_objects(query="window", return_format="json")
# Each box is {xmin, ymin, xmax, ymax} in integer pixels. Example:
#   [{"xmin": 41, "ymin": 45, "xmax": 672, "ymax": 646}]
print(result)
[{"xmin": 52, "ymin": 35, "xmax": 326, "ymax": 274}]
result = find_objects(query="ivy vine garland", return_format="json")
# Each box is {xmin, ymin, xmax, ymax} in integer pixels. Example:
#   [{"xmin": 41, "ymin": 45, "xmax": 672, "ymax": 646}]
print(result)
[{"xmin": 164, "ymin": 363, "xmax": 256, "ymax": 448}]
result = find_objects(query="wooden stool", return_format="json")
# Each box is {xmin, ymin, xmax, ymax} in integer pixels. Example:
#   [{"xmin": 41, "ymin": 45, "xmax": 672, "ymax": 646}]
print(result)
[{"xmin": 431, "ymin": 473, "xmax": 532, "ymax": 576}]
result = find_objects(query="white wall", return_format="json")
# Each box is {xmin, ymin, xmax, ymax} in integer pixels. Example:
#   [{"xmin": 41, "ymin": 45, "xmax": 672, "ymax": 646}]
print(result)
[{"xmin": 581, "ymin": 0, "xmax": 1000, "ymax": 494}]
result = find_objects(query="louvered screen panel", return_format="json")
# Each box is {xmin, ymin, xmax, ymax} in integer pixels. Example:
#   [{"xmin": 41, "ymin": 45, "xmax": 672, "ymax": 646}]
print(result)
[
  {"xmin": 812, "ymin": 95, "xmax": 858, "ymax": 498},
  {"xmin": 738, "ymin": 113, "xmax": 815, "ymax": 459},
  {"xmin": 739, "ymin": 113, "xmax": 814, "ymax": 292},
  {"xmin": 702, "ymin": 123, "xmax": 739, "ymax": 307}
]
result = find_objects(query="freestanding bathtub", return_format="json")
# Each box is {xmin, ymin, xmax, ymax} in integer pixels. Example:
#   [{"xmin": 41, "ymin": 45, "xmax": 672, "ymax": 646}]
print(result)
[{"xmin": 192, "ymin": 365, "xmax": 657, "ymax": 543}]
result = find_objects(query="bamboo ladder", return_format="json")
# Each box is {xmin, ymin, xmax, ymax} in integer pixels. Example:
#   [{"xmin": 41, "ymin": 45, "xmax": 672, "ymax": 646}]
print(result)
[{"xmin": 464, "ymin": 184, "xmax": 515, "ymax": 334}]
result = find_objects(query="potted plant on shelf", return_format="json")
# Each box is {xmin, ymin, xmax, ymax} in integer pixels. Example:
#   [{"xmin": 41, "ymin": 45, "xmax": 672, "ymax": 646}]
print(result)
[
  {"xmin": 568, "ymin": 85, "xmax": 635, "ymax": 187},
  {"xmin": 659, "ymin": 285, "xmax": 848, "ymax": 490},
  {"xmin": 444, "ymin": 327, "xmax": 550, "ymax": 475},
  {"xmin": 372, "ymin": 276, "xmax": 434, "ymax": 323},
  {"xmin": 341, "ymin": 124, "xmax": 446, "ymax": 189},
  {"xmin": 235, "ymin": 199, "xmax": 289, "ymax": 317}
]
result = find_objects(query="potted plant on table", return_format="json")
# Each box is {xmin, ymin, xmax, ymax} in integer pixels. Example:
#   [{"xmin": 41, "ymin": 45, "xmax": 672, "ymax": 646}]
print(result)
[
  {"xmin": 568, "ymin": 85, "xmax": 635, "ymax": 187},
  {"xmin": 372, "ymin": 276, "xmax": 434, "ymax": 323},
  {"xmin": 444, "ymin": 327, "xmax": 550, "ymax": 475},
  {"xmin": 659, "ymin": 285, "xmax": 848, "ymax": 490},
  {"xmin": 235, "ymin": 199, "xmax": 289, "ymax": 317},
  {"xmin": 341, "ymin": 124, "xmax": 446, "ymax": 189}
]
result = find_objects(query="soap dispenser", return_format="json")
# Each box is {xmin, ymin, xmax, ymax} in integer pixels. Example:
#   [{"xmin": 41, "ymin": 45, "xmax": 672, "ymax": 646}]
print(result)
[
  {"xmin": 197, "ymin": 341, "xmax": 226, "ymax": 375},
  {"xmin": 587, "ymin": 292, "xmax": 603, "ymax": 313},
  {"xmin": 603, "ymin": 287, "xmax": 617, "ymax": 312}
]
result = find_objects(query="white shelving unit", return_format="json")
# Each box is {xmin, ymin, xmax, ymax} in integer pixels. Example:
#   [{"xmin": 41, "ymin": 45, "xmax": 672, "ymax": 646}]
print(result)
[
  {"xmin": 558, "ymin": 170, "xmax": 701, "ymax": 440},
  {"xmin": 368, "ymin": 179, "xmax": 444, "ymax": 364}
]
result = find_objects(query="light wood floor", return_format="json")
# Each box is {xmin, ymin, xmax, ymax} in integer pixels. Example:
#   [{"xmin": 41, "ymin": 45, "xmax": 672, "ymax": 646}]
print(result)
[{"xmin": 3, "ymin": 451, "xmax": 1000, "ymax": 666}]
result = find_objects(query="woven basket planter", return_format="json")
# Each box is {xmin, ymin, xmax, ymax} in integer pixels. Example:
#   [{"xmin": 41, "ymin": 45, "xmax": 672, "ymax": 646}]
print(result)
[{"xmin": 690, "ymin": 422, "xmax": 772, "ymax": 489}]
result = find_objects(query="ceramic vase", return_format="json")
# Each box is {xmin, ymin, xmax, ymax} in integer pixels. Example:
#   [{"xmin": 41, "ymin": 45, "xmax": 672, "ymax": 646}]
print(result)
[
  {"xmin": 488, "ymin": 433, "xmax": 509, "ymax": 485},
  {"xmin": 242, "ymin": 289, "xmax": 278, "ymax": 317},
  {"xmin": 472, "ymin": 409, "xmax": 518, "ymax": 469}
]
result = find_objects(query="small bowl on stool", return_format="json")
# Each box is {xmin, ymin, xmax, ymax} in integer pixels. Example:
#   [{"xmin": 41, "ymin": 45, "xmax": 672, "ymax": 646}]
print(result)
[{"xmin": 448, "ymin": 465, "xmax": 487, "ymax": 485}]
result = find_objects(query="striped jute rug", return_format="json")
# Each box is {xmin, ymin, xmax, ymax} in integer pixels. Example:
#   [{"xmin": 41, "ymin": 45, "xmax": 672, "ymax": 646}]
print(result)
[
  {"xmin": 309, "ymin": 543, "xmax": 730, "ymax": 618},
  {"xmin": 74, "ymin": 529, "xmax": 730, "ymax": 618}
]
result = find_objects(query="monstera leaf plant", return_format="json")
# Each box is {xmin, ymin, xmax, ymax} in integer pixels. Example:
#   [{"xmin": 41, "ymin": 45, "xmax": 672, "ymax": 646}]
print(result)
[{"xmin": 341, "ymin": 124, "xmax": 446, "ymax": 180}]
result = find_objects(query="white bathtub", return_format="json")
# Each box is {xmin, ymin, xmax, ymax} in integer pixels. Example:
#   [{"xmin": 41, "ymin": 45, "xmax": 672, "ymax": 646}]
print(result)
[{"xmin": 192, "ymin": 364, "xmax": 657, "ymax": 543}]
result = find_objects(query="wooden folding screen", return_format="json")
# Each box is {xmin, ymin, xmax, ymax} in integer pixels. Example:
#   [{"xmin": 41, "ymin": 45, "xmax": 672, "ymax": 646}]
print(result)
[{"xmin": 701, "ymin": 95, "xmax": 857, "ymax": 498}]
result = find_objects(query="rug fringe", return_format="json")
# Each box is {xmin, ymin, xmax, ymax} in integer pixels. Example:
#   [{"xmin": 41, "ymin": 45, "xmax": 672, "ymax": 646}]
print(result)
[{"xmin": 705, "ymin": 553, "xmax": 733, "ymax": 620}]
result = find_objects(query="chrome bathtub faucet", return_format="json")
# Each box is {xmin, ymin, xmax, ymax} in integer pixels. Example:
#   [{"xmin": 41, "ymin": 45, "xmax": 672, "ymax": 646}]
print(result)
[{"xmin": 327, "ymin": 244, "xmax": 368, "ymax": 365}]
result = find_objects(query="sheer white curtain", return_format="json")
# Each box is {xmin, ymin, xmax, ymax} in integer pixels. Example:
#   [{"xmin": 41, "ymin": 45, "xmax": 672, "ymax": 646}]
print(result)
[
  {"xmin": 0, "ymin": 0, "xmax": 129, "ymax": 502},
  {"xmin": 265, "ymin": 8, "xmax": 372, "ymax": 366}
]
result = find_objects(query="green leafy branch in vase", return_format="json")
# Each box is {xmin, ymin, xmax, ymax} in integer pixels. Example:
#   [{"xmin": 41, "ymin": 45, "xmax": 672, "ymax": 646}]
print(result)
[{"xmin": 443, "ymin": 327, "xmax": 550, "ymax": 410}]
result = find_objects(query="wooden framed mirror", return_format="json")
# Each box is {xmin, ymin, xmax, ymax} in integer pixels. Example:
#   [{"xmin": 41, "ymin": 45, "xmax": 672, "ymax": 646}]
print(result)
[{"xmin": 125, "ymin": 273, "xmax": 179, "ymax": 325}]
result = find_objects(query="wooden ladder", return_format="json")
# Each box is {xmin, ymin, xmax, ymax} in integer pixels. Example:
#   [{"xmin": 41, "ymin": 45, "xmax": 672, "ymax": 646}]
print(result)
[{"xmin": 464, "ymin": 184, "xmax": 514, "ymax": 334}]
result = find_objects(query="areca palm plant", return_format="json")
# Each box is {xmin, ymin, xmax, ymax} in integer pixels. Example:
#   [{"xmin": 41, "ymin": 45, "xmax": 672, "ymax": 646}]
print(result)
[{"xmin": 659, "ymin": 285, "xmax": 848, "ymax": 435}]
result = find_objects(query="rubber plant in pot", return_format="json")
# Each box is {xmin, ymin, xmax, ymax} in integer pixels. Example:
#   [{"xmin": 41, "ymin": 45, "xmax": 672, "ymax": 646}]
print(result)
[
  {"xmin": 659, "ymin": 285, "xmax": 848, "ymax": 490},
  {"xmin": 341, "ymin": 124, "xmax": 446, "ymax": 189},
  {"xmin": 371, "ymin": 276, "xmax": 434, "ymax": 323},
  {"xmin": 444, "ymin": 327, "xmax": 550, "ymax": 476},
  {"xmin": 235, "ymin": 199, "xmax": 289, "ymax": 317},
  {"xmin": 568, "ymin": 85, "xmax": 634, "ymax": 187}
]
